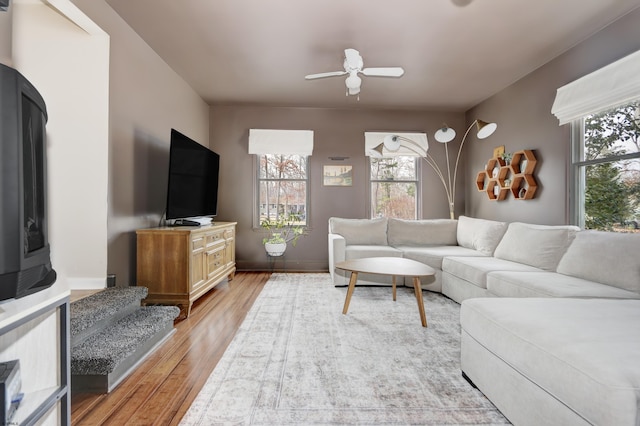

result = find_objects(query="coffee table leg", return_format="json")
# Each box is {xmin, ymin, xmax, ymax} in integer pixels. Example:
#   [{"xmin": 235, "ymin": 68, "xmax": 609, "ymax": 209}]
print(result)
[
  {"xmin": 342, "ymin": 271, "xmax": 359, "ymax": 314},
  {"xmin": 413, "ymin": 277, "xmax": 427, "ymax": 327},
  {"xmin": 392, "ymin": 275, "xmax": 397, "ymax": 301}
]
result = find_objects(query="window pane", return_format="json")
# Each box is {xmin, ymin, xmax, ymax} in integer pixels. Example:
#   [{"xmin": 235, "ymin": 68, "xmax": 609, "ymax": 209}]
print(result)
[
  {"xmin": 260, "ymin": 154, "xmax": 307, "ymax": 179},
  {"xmin": 579, "ymin": 100, "xmax": 640, "ymax": 232},
  {"xmin": 369, "ymin": 156, "xmax": 419, "ymax": 219},
  {"xmin": 584, "ymin": 102, "xmax": 640, "ymax": 161},
  {"xmin": 257, "ymin": 154, "xmax": 308, "ymax": 226},
  {"xmin": 370, "ymin": 182, "xmax": 417, "ymax": 219},
  {"xmin": 370, "ymin": 157, "xmax": 417, "ymax": 180},
  {"xmin": 584, "ymin": 159, "xmax": 640, "ymax": 232}
]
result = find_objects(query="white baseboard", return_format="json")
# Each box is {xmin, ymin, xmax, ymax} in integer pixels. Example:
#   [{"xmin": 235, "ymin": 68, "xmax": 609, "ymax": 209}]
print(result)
[{"xmin": 67, "ymin": 277, "xmax": 107, "ymax": 290}]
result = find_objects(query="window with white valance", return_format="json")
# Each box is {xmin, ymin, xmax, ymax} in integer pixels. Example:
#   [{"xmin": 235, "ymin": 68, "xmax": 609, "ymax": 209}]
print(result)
[
  {"xmin": 551, "ymin": 49, "xmax": 640, "ymax": 125},
  {"xmin": 364, "ymin": 132, "xmax": 428, "ymax": 157},
  {"xmin": 249, "ymin": 129, "xmax": 313, "ymax": 228},
  {"xmin": 553, "ymin": 51, "xmax": 640, "ymax": 232},
  {"xmin": 248, "ymin": 129, "xmax": 314, "ymax": 155}
]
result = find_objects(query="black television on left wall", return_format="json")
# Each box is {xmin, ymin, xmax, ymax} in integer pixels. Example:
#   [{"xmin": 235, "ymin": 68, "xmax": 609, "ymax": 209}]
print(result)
[
  {"xmin": 0, "ymin": 63, "xmax": 56, "ymax": 301},
  {"xmin": 165, "ymin": 129, "xmax": 220, "ymax": 225}
]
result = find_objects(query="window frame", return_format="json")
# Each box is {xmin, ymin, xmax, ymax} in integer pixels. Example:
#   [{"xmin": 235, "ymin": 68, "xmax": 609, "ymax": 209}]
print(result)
[
  {"xmin": 570, "ymin": 104, "xmax": 640, "ymax": 229},
  {"xmin": 254, "ymin": 153, "xmax": 310, "ymax": 229},
  {"xmin": 367, "ymin": 155, "xmax": 422, "ymax": 220}
]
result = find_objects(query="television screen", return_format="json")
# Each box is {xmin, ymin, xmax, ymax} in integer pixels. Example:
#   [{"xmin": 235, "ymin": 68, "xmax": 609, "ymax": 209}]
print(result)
[{"xmin": 165, "ymin": 129, "xmax": 219, "ymax": 221}]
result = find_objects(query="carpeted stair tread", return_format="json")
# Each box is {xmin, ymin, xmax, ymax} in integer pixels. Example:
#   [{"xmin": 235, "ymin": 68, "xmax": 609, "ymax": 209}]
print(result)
[
  {"xmin": 71, "ymin": 305, "xmax": 180, "ymax": 375},
  {"xmin": 70, "ymin": 286, "xmax": 148, "ymax": 339}
]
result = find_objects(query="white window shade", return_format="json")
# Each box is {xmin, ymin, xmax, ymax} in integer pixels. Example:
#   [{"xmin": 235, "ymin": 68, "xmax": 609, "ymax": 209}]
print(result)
[
  {"xmin": 551, "ymin": 49, "xmax": 640, "ymax": 125},
  {"xmin": 364, "ymin": 132, "xmax": 428, "ymax": 157},
  {"xmin": 248, "ymin": 129, "xmax": 314, "ymax": 155}
]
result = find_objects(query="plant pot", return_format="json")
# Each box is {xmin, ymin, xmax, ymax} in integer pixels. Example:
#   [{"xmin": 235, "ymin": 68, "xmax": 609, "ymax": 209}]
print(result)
[{"xmin": 265, "ymin": 242, "xmax": 286, "ymax": 257}]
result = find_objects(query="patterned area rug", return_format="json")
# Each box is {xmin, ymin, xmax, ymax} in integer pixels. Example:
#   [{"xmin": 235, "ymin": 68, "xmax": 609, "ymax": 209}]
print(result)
[{"xmin": 180, "ymin": 273, "xmax": 509, "ymax": 425}]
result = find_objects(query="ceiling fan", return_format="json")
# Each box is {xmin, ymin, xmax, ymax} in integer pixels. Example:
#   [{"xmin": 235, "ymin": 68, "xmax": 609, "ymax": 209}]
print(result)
[{"xmin": 305, "ymin": 48, "xmax": 405, "ymax": 97}]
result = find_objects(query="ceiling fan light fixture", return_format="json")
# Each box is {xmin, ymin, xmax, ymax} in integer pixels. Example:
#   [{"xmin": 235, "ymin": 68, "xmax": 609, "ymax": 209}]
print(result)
[
  {"xmin": 305, "ymin": 48, "xmax": 404, "ymax": 97},
  {"xmin": 345, "ymin": 73, "xmax": 361, "ymax": 90}
]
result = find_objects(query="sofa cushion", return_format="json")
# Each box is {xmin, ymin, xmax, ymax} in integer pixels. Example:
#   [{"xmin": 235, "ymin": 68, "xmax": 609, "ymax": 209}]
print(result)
[
  {"xmin": 487, "ymin": 271, "xmax": 640, "ymax": 299},
  {"xmin": 329, "ymin": 217, "xmax": 388, "ymax": 245},
  {"xmin": 557, "ymin": 230, "xmax": 640, "ymax": 294},
  {"xmin": 493, "ymin": 222, "xmax": 579, "ymax": 271},
  {"xmin": 399, "ymin": 245, "xmax": 487, "ymax": 270},
  {"xmin": 344, "ymin": 245, "xmax": 403, "ymax": 259},
  {"xmin": 456, "ymin": 215, "xmax": 508, "ymax": 255},
  {"xmin": 461, "ymin": 298, "xmax": 640, "ymax": 426},
  {"xmin": 387, "ymin": 218, "xmax": 458, "ymax": 246},
  {"xmin": 442, "ymin": 256, "xmax": 541, "ymax": 289}
]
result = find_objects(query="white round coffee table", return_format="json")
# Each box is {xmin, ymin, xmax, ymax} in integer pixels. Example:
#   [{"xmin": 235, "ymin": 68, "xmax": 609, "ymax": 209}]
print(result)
[{"xmin": 335, "ymin": 257, "xmax": 435, "ymax": 327}]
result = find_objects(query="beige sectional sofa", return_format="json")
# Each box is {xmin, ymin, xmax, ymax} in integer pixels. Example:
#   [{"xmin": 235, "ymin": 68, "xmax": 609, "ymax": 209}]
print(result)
[{"xmin": 328, "ymin": 215, "xmax": 640, "ymax": 425}]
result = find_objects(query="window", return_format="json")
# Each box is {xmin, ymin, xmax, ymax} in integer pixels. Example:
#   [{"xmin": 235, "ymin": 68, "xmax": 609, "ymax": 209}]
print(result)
[
  {"xmin": 370, "ymin": 156, "xmax": 420, "ymax": 219},
  {"xmin": 571, "ymin": 101, "xmax": 640, "ymax": 231},
  {"xmin": 552, "ymin": 49, "xmax": 640, "ymax": 232},
  {"xmin": 257, "ymin": 154, "xmax": 309, "ymax": 225},
  {"xmin": 248, "ymin": 129, "xmax": 313, "ymax": 227},
  {"xmin": 364, "ymin": 132, "xmax": 426, "ymax": 220}
]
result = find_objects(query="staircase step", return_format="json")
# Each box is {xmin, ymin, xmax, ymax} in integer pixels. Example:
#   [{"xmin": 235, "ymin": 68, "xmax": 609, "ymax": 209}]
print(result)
[
  {"xmin": 71, "ymin": 286, "xmax": 148, "ymax": 346},
  {"xmin": 71, "ymin": 305, "xmax": 180, "ymax": 393}
]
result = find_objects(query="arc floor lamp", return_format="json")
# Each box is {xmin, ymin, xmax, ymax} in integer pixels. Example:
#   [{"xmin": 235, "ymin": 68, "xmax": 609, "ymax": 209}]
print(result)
[{"xmin": 369, "ymin": 119, "xmax": 497, "ymax": 219}]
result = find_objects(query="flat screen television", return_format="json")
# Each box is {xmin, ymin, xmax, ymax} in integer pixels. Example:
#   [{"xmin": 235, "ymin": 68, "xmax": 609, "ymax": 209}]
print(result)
[
  {"xmin": 165, "ymin": 129, "xmax": 219, "ymax": 226},
  {"xmin": 0, "ymin": 63, "xmax": 56, "ymax": 301}
]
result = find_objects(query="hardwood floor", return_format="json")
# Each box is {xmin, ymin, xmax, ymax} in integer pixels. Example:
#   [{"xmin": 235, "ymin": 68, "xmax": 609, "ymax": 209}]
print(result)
[{"xmin": 71, "ymin": 271, "xmax": 271, "ymax": 425}]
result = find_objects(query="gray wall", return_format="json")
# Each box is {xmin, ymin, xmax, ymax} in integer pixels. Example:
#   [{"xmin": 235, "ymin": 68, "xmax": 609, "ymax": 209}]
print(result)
[
  {"xmin": 209, "ymin": 105, "xmax": 464, "ymax": 271},
  {"xmin": 72, "ymin": 0, "xmax": 210, "ymax": 286},
  {"xmin": 465, "ymin": 8, "xmax": 640, "ymax": 225}
]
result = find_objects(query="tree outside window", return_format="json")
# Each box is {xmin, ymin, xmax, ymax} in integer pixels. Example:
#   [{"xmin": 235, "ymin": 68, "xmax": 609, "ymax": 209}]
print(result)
[
  {"xmin": 576, "ymin": 101, "xmax": 640, "ymax": 232},
  {"xmin": 370, "ymin": 156, "xmax": 419, "ymax": 219},
  {"xmin": 257, "ymin": 154, "xmax": 308, "ymax": 226}
]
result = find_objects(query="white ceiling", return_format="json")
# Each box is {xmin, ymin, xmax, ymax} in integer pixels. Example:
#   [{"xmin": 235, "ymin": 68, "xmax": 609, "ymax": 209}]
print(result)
[{"xmin": 106, "ymin": 0, "xmax": 640, "ymax": 111}]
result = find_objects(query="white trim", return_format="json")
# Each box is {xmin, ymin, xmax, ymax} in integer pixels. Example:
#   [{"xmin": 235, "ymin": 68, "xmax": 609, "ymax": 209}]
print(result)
[
  {"xmin": 67, "ymin": 277, "xmax": 106, "ymax": 290},
  {"xmin": 551, "ymin": 49, "xmax": 640, "ymax": 125},
  {"xmin": 248, "ymin": 129, "xmax": 314, "ymax": 155}
]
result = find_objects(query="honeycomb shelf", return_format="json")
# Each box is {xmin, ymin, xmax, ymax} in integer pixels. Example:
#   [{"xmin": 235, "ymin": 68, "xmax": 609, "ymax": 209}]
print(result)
[{"xmin": 476, "ymin": 150, "xmax": 538, "ymax": 201}]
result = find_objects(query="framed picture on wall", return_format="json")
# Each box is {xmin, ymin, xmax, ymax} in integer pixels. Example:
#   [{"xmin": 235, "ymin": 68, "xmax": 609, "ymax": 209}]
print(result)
[
  {"xmin": 323, "ymin": 165, "xmax": 353, "ymax": 186},
  {"xmin": 493, "ymin": 145, "xmax": 505, "ymax": 159}
]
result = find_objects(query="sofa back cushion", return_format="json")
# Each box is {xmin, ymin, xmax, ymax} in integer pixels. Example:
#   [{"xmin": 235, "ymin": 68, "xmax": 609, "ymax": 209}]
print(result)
[
  {"xmin": 557, "ymin": 230, "xmax": 640, "ymax": 293},
  {"xmin": 328, "ymin": 217, "xmax": 388, "ymax": 245},
  {"xmin": 456, "ymin": 215, "xmax": 508, "ymax": 255},
  {"xmin": 493, "ymin": 222, "xmax": 579, "ymax": 271},
  {"xmin": 387, "ymin": 218, "xmax": 458, "ymax": 246}
]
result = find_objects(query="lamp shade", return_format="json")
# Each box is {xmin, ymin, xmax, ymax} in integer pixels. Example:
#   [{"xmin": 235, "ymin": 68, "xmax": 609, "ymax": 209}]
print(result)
[
  {"xmin": 434, "ymin": 126, "xmax": 456, "ymax": 143},
  {"xmin": 383, "ymin": 135, "xmax": 402, "ymax": 151},
  {"xmin": 476, "ymin": 120, "xmax": 497, "ymax": 139},
  {"xmin": 367, "ymin": 143, "xmax": 385, "ymax": 158}
]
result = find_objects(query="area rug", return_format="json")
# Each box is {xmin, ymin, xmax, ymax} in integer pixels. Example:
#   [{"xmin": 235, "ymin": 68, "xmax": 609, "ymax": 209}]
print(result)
[{"xmin": 180, "ymin": 273, "xmax": 509, "ymax": 425}]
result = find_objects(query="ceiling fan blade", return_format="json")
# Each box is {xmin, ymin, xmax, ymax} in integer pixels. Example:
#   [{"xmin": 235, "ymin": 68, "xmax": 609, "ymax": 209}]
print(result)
[
  {"xmin": 361, "ymin": 67, "xmax": 405, "ymax": 77},
  {"xmin": 305, "ymin": 71, "xmax": 347, "ymax": 80}
]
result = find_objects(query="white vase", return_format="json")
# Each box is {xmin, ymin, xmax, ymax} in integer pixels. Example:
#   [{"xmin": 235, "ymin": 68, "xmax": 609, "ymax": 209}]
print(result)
[{"xmin": 265, "ymin": 242, "xmax": 287, "ymax": 257}]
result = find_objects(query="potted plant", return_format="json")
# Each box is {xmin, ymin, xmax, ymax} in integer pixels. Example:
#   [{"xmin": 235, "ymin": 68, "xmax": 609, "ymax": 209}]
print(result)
[
  {"xmin": 261, "ymin": 213, "xmax": 307, "ymax": 257},
  {"xmin": 501, "ymin": 152, "xmax": 513, "ymax": 165}
]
